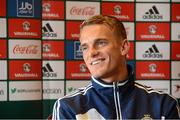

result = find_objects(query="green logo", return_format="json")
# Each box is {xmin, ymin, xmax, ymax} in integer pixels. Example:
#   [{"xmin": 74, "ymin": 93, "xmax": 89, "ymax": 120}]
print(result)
[
  {"xmin": 11, "ymin": 88, "xmax": 17, "ymax": 94},
  {"xmin": 67, "ymin": 87, "xmax": 76, "ymax": 93}
]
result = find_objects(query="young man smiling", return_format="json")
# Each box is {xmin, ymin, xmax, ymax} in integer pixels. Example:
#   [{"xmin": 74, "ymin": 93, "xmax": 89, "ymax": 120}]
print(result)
[{"xmin": 52, "ymin": 15, "xmax": 180, "ymax": 120}]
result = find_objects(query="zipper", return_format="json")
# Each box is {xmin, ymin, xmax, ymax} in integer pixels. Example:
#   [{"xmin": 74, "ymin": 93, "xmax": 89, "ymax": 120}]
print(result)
[{"xmin": 113, "ymin": 82, "xmax": 122, "ymax": 120}]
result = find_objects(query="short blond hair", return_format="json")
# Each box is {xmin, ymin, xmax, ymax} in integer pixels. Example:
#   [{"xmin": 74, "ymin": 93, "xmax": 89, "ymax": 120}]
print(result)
[{"xmin": 80, "ymin": 15, "xmax": 127, "ymax": 40}]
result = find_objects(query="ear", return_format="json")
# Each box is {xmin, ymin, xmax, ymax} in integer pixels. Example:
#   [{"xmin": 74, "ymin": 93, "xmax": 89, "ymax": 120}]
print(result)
[{"xmin": 120, "ymin": 39, "xmax": 130, "ymax": 56}]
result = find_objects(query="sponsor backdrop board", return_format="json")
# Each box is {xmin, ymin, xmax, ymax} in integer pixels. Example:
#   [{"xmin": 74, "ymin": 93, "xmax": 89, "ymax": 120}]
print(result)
[{"xmin": 0, "ymin": 0, "xmax": 180, "ymax": 119}]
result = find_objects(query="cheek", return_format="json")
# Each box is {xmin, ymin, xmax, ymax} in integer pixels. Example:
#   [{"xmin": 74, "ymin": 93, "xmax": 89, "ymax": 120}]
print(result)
[
  {"xmin": 110, "ymin": 52, "xmax": 121, "ymax": 63},
  {"xmin": 83, "ymin": 53, "xmax": 87, "ymax": 60},
  {"xmin": 83, "ymin": 54, "xmax": 89, "ymax": 64}
]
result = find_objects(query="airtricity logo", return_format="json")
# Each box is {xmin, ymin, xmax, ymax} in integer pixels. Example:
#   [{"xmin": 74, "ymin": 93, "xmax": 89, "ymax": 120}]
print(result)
[
  {"xmin": 143, "ymin": 44, "xmax": 163, "ymax": 58},
  {"xmin": 67, "ymin": 87, "xmax": 77, "ymax": 93},
  {"xmin": 11, "ymin": 88, "xmax": 17, "ymax": 94},
  {"xmin": 143, "ymin": 5, "xmax": 163, "ymax": 19},
  {"xmin": 42, "ymin": 23, "xmax": 57, "ymax": 38},
  {"xmin": 42, "ymin": 62, "xmax": 57, "ymax": 78}
]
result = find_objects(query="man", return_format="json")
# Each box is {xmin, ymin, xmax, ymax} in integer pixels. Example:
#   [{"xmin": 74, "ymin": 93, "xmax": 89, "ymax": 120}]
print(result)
[{"xmin": 52, "ymin": 15, "xmax": 180, "ymax": 119}]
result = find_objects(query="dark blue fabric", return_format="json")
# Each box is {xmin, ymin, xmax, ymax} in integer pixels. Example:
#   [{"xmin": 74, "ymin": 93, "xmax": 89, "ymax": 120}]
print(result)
[{"xmin": 53, "ymin": 65, "xmax": 180, "ymax": 119}]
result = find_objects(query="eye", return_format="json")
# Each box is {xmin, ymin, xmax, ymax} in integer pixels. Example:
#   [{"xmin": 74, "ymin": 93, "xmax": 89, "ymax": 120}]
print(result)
[
  {"xmin": 80, "ymin": 45, "xmax": 88, "ymax": 52},
  {"xmin": 96, "ymin": 40, "xmax": 107, "ymax": 47}
]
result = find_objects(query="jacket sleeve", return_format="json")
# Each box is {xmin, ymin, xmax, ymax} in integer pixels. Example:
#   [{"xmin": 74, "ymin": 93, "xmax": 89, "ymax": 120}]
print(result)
[
  {"xmin": 52, "ymin": 99, "xmax": 75, "ymax": 120},
  {"xmin": 162, "ymin": 96, "xmax": 180, "ymax": 119}
]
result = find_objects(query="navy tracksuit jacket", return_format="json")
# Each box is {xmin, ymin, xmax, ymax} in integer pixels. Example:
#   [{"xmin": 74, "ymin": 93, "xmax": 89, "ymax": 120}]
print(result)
[{"xmin": 52, "ymin": 65, "xmax": 180, "ymax": 120}]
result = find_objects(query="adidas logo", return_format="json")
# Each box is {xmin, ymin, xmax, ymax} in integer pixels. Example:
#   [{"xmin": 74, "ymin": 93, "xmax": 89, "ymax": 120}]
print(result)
[
  {"xmin": 145, "ymin": 44, "xmax": 159, "ymax": 53},
  {"xmin": 143, "ymin": 5, "xmax": 163, "ymax": 19},
  {"xmin": 145, "ymin": 6, "xmax": 159, "ymax": 15},
  {"xmin": 143, "ymin": 44, "xmax": 163, "ymax": 58},
  {"xmin": 42, "ymin": 63, "xmax": 57, "ymax": 78},
  {"xmin": 42, "ymin": 23, "xmax": 57, "ymax": 37},
  {"xmin": 42, "ymin": 63, "xmax": 53, "ymax": 72},
  {"xmin": 42, "ymin": 23, "xmax": 53, "ymax": 33}
]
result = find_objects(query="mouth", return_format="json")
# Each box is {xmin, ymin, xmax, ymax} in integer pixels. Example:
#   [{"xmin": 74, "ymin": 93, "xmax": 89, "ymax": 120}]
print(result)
[{"xmin": 90, "ymin": 58, "xmax": 105, "ymax": 65}]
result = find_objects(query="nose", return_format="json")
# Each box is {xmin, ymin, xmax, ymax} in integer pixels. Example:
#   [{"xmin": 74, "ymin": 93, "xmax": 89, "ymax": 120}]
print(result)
[{"xmin": 88, "ymin": 46, "xmax": 99, "ymax": 58}]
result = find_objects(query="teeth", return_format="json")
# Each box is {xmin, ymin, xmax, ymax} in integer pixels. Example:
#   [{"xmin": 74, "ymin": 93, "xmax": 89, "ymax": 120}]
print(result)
[{"xmin": 92, "ymin": 60, "xmax": 101, "ymax": 65}]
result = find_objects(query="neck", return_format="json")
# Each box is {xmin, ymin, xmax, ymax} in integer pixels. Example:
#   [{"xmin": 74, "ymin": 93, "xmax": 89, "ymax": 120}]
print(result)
[{"xmin": 101, "ymin": 64, "xmax": 129, "ymax": 83}]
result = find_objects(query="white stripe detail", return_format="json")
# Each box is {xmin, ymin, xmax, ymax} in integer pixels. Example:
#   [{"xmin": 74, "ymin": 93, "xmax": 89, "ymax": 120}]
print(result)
[
  {"xmin": 177, "ymin": 105, "xmax": 180, "ymax": 118},
  {"xmin": 113, "ymin": 82, "xmax": 119, "ymax": 120},
  {"xmin": 117, "ymin": 90, "xmax": 122, "ymax": 120},
  {"xmin": 57, "ymin": 101, "xmax": 61, "ymax": 120},
  {"xmin": 135, "ymin": 83, "xmax": 166, "ymax": 94},
  {"xmin": 135, "ymin": 82, "xmax": 179, "ymax": 101},
  {"xmin": 52, "ymin": 84, "xmax": 93, "ymax": 120},
  {"xmin": 52, "ymin": 101, "xmax": 57, "ymax": 120},
  {"xmin": 60, "ymin": 84, "xmax": 93, "ymax": 99},
  {"xmin": 92, "ymin": 76, "xmax": 128, "ymax": 87}
]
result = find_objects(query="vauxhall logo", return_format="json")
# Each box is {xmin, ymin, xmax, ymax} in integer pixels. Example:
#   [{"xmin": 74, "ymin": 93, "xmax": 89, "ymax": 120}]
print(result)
[
  {"xmin": 149, "ymin": 63, "xmax": 157, "ymax": 73},
  {"xmin": 148, "ymin": 25, "xmax": 157, "ymax": 34},
  {"xmin": 43, "ymin": 3, "xmax": 51, "ymax": 13},
  {"xmin": 23, "ymin": 63, "xmax": 31, "ymax": 72},
  {"xmin": 42, "ymin": 23, "xmax": 57, "ymax": 38},
  {"xmin": 143, "ymin": 5, "xmax": 163, "ymax": 20},
  {"xmin": 42, "ymin": 63, "xmax": 57, "ymax": 78},
  {"xmin": 114, "ymin": 5, "xmax": 121, "ymax": 15},
  {"xmin": 143, "ymin": 44, "xmax": 163, "ymax": 58},
  {"xmin": 23, "ymin": 21, "xmax": 30, "ymax": 31},
  {"xmin": 43, "ymin": 43, "xmax": 51, "ymax": 53}
]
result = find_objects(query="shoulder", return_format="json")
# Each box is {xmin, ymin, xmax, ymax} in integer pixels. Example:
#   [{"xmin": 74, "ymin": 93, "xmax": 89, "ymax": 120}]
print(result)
[
  {"xmin": 53, "ymin": 83, "xmax": 94, "ymax": 115},
  {"xmin": 56, "ymin": 83, "xmax": 93, "ymax": 103},
  {"xmin": 134, "ymin": 82, "xmax": 177, "ymax": 102}
]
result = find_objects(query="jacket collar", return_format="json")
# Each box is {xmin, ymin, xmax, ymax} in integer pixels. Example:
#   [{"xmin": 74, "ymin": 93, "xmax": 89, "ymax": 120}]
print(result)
[{"xmin": 91, "ymin": 64, "xmax": 134, "ymax": 91}]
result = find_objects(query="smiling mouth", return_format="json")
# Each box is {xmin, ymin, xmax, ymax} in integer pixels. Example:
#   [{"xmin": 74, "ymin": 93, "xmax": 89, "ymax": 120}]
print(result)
[{"xmin": 91, "ymin": 58, "xmax": 105, "ymax": 65}]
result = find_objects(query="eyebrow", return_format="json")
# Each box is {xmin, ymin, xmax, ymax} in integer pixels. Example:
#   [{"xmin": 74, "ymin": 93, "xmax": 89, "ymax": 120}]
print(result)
[
  {"xmin": 80, "ymin": 43, "xmax": 87, "ymax": 48},
  {"xmin": 80, "ymin": 38, "xmax": 108, "ymax": 47}
]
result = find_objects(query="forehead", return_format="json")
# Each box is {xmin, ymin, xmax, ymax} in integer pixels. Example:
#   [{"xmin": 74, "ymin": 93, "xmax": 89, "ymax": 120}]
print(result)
[{"xmin": 79, "ymin": 24, "xmax": 113, "ymax": 43}]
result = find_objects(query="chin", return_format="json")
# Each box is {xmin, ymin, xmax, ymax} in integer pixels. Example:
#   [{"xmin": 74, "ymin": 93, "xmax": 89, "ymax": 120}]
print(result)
[
  {"xmin": 90, "ymin": 69, "xmax": 106, "ymax": 78},
  {"xmin": 91, "ymin": 73, "xmax": 105, "ymax": 79},
  {"xmin": 91, "ymin": 73, "xmax": 101, "ymax": 78}
]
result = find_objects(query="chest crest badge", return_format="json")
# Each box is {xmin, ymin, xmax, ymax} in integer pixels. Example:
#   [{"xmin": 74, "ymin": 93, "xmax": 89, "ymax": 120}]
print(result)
[{"xmin": 141, "ymin": 114, "xmax": 153, "ymax": 120}]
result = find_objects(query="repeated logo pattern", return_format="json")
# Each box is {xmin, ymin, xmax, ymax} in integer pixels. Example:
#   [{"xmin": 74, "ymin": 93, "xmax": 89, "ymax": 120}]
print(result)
[{"xmin": 0, "ymin": 0, "xmax": 179, "ymax": 118}]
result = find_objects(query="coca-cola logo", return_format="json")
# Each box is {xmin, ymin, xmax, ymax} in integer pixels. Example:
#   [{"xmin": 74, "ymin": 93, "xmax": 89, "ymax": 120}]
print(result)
[
  {"xmin": 70, "ymin": 6, "xmax": 95, "ymax": 15},
  {"xmin": 13, "ymin": 44, "xmax": 38, "ymax": 54}
]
